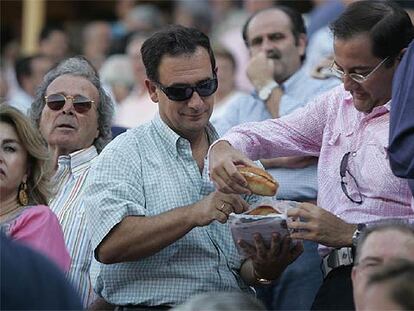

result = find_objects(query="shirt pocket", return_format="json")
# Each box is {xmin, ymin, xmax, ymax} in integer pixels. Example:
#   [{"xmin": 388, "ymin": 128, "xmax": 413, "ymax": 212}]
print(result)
[{"xmin": 327, "ymin": 131, "xmax": 341, "ymax": 146}]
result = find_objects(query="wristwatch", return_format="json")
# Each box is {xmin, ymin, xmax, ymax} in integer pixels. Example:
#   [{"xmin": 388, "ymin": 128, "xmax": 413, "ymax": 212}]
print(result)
[
  {"xmin": 253, "ymin": 268, "xmax": 272, "ymax": 285},
  {"xmin": 258, "ymin": 80, "xmax": 279, "ymax": 101},
  {"xmin": 352, "ymin": 223, "xmax": 366, "ymax": 248}
]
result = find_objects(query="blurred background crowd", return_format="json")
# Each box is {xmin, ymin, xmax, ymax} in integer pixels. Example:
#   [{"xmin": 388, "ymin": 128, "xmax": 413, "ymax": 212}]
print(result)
[{"xmin": 5, "ymin": 0, "xmax": 404, "ymax": 130}]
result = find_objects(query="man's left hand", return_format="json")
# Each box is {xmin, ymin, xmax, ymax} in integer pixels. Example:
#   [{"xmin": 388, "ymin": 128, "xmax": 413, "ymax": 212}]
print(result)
[
  {"xmin": 239, "ymin": 233, "xmax": 303, "ymax": 281},
  {"xmin": 287, "ymin": 202, "xmax": 356, "ymax": 248}
]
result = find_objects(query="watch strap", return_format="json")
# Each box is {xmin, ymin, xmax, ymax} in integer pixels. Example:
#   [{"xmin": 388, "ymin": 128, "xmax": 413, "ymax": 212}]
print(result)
[{"xmin": 258, "ymin": 80, "xmax": 279, "ymax": 101}]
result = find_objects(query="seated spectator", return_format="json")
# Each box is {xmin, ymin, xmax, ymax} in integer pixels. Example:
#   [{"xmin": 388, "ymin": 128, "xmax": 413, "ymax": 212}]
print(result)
[
  {"xmin": 38, "ymin": 24, "xmax": 69, "ymax": 65},
  {"xmin": 0, "ymin": 105, "xmax": 70, "ymax": 271},
  {"xmin": 0, "ymin": 233, "xmax": 82, "ymax": 310},
  {"xmin": 83, "ymin": 25, "xmax": 303, "ymax": 308},
  {"xmin": 82, "ymin": 21, "xmax": 112, "ymax": 71},
  {"xmin": 352, "ymin": 222, "xmax": 414, "ymax": 310},
  {"xmin": 99, "ymin": 54, "xmax": 134, "ymax": 105},
  {"xmin": 113, "ymin": 33, "xmax": 158, "ymax": 128},
  {"xmin": 173, "ymin": 0, "xmax": 213, "ymax": 36},
  {"xmin": 209, "ymin": 44, "xmax": 246, "ymax": 125},
  {"xmin": 30, "ymin": 56, "xmax": 114, "ymax": 307},
  {"xmin": 8, "ymin": 55, "xmax": 53, "ymax": 115},
  {"xmin": 0, "ymin": 70, "xmax": 9, "ymax": 103},
  {"xmin": 173, "ymin": 291, "xmax": 266, "ymax": 311},
  {"xmin": 208, "ymin": 2, "xmax": 414, "ymax": 310},
  {"xmin": 305, "ymin": 0, "xmax": 345, "ymax": 40},
  {"xmin": 389, "ymin": 39, "xmax": 414, "ymax": 196},
  {"xmin": 362, "ymin": 259, "xmax": 414, "ymax": 311},
  {"xmin": 110, "ymin": 0, "xmax": 137, "ymax": 40}
]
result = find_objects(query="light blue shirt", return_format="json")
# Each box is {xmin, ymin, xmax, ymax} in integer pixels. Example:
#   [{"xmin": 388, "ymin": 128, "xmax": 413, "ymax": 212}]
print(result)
[
  {"xmin": 212, "ymin": 66, "xmax": 340, "ymax": 201},
  {"xmin": 83, "ymin": 115, "xmax": 255, "ymax": 306}
]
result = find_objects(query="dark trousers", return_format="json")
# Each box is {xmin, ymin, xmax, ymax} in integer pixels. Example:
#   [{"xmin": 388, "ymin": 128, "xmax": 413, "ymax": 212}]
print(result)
[{"xmin": 311, "ymin": 265, "xmax": 355, "ymax": 311}]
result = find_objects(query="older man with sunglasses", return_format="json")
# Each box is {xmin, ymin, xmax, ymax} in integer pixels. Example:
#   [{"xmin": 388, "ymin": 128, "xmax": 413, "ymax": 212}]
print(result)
[
  {"xmin": 208, "ymin": 1, "xmax": 414, "ymax": 310},
  {"xmin": 30, "ymin": 56, "xmax": 114, "ymax": 308},
  {"xmin": 82, "ymin": 25, "xmax": 303, "ymax": 309}
]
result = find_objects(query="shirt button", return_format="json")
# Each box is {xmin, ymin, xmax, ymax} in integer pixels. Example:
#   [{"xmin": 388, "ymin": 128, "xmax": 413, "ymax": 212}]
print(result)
[{"xmin": 352, "ymin": 152, "xmax": 357, "ymax": 157}]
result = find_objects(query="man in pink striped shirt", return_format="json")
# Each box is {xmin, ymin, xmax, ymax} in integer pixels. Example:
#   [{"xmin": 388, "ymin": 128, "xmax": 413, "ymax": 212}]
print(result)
[{"xmin": 208, "ymin": 1, "xmax": 414, "ymax": 310}]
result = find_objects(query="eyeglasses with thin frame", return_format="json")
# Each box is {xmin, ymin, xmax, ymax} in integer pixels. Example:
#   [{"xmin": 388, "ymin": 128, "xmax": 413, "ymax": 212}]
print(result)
[
  {"xmin": 44, "ymin": 93, "xmax": 95, "ymax": 113},
  {"xmin": 340, "ymin": 152, "xmax": 363, "ymax": 204},
  {"xmin": 330, "ymin": 56, "xmax": 390, "ymax": 83},
  {"xmin": 154, "ymin": 74, "xmax": 218, "ymax": 101}
]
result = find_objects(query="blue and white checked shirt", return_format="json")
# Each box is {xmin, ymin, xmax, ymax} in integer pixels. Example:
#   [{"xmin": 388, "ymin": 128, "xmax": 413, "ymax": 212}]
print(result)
[
  {"xmin": 212, "ymin": 66, "xmax": 340, "ymax": 201},
  {"xmin": 50, "ymin": 146, "xmax": 98, "ymax": 307},
  {"xmin": 83, "ymin": 115, "xmax": 255, "ymax": 306}
]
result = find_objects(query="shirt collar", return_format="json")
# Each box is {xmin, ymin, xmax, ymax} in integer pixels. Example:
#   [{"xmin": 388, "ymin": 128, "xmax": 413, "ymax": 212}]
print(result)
[
  {"xmin": 152, "ymin": 113, "xmax": 219, "ymax": 156},
  {"xmin": 251, "ymin": 65, "xmax": 306, "ymax": 98},
  {"xmin": 57, "ymin": 145, "xmax": 98, "ymax": 177},
  {"xmin": 283, "ymin": 65, "xmax": 306, "ymax": 90}
]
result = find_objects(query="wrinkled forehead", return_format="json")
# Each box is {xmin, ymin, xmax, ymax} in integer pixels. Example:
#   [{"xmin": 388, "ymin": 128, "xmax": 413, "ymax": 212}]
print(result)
[
  {"xmin": 333, "ymin": 34, "xmax": 380, "ymax": 67},
  {"xmin": 247, "ymin": 9, "xmax": 292, "ymax": 40},
  {"xmin": 46, "ymin": 74, "xmax": 99, "ymax": 99}
]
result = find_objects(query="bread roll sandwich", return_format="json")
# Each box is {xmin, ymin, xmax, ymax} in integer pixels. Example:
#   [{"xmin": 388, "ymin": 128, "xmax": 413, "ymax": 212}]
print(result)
[
  {"xmin": 238, "ymin": 166, "xmax": 279, "ymax": 196},
  {"xmin": 248, "ymin": 205, "xmax": 281, "ymax": 215}
]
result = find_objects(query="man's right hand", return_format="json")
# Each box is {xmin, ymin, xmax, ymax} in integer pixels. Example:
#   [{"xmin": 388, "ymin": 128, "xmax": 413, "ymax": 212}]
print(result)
[
  {"xmin": 247, "ymin": 51, "xmax": 275, "ymax": 91},
  {"xmin": 191, "ymin": 191, "xmax": 250, "ymax": 226},
  {"xmin": 209, "ymin": 141, "xmax": 257, "ymax": 194}
]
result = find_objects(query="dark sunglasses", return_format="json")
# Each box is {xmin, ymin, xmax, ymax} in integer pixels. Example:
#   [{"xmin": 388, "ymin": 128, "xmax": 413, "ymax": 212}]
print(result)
[
  {"xmin": 155, "ymin": 76, "xmax": 218, "ymax": 101},
  {"xmin": 340, "ymin": 152, "xmax": 363, "ymax": 204},
  {"xmin": 44, "ymin": 94, "xmax": 94, "ymax": 113}
]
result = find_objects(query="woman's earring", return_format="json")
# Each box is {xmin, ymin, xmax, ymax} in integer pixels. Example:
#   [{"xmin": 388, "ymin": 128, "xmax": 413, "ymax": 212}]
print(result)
[{"xmin": 18, "ymin": 181, "xmax": 29, "ymax": 206}]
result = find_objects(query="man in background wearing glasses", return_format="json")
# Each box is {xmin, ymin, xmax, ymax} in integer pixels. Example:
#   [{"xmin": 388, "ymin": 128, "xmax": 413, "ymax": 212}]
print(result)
[
  {"xmin": 30, "ymin": 56, "xmax": 114, "ymax": 308},
  {"xmin": 82, "ymin": 25, "xmax": 303, "ymax": 309},
  {"xmin": 208, "ymin": 1, "xmax": 414, "ymax": 310}
]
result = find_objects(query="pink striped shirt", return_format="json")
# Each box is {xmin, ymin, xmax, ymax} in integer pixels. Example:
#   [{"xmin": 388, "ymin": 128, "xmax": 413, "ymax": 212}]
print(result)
[{"xmin": 222, "ymin": 85, "xmax": 413, "ymax": 252}]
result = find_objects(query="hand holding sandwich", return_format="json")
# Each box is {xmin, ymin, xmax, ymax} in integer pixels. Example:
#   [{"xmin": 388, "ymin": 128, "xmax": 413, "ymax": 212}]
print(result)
[{"xmin": 209, "ymin": 141, "xmax": 278, "ymax": 196}]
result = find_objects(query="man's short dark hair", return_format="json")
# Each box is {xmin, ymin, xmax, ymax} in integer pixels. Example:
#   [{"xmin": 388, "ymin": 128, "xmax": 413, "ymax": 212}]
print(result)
[
  {"xmin": 15, "ymin": 55, "xmax": 46, "ymax": 88},
  {"xmin": 39, "ymin": 24, "xmax": 65, "ymax": 42},
  {"xmin": 242, "ymin": 6, "xmax": 307, "ymax": 47},
  {"xmin": 330, "ymin": 0, "xmax": 414, "ymax": 64},
  {"xmin": 141, "ymin": 25, "xmax": 216, "ymax": 83}
]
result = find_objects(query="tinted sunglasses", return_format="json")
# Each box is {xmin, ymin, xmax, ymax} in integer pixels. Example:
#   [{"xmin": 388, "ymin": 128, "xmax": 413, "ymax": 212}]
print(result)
[
  {"xmin": 156, "ymin": 75, "xmax": 218, "ymax": 101},
  {"xmin": 44, "ymin": 94, "xmax": 94, "ymax": 113}
]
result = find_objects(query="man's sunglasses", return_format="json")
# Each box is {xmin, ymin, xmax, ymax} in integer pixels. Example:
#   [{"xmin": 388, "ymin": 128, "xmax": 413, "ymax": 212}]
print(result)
[
  {"xmin": 44, "ymin": 94, "xmax": 94, "ymax": 113},
  {"xmin": 155, "ymin": 75, "xmax": 218, "ymax": 101}
]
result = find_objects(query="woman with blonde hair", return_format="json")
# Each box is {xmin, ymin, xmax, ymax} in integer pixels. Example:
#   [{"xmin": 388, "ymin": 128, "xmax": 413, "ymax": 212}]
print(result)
[{"xmin": 0, "ymin": 104, "xmax": 70, "ymax": 271}]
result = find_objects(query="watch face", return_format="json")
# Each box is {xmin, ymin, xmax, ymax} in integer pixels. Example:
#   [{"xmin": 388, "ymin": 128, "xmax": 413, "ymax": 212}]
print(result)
[
  {"xmin": 259, "ymin": 89, "xmax": 270, "ymax": 101},
  {"xmin": 259, "ymin": 81, "xmax": 278, "ymax": 101}
]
